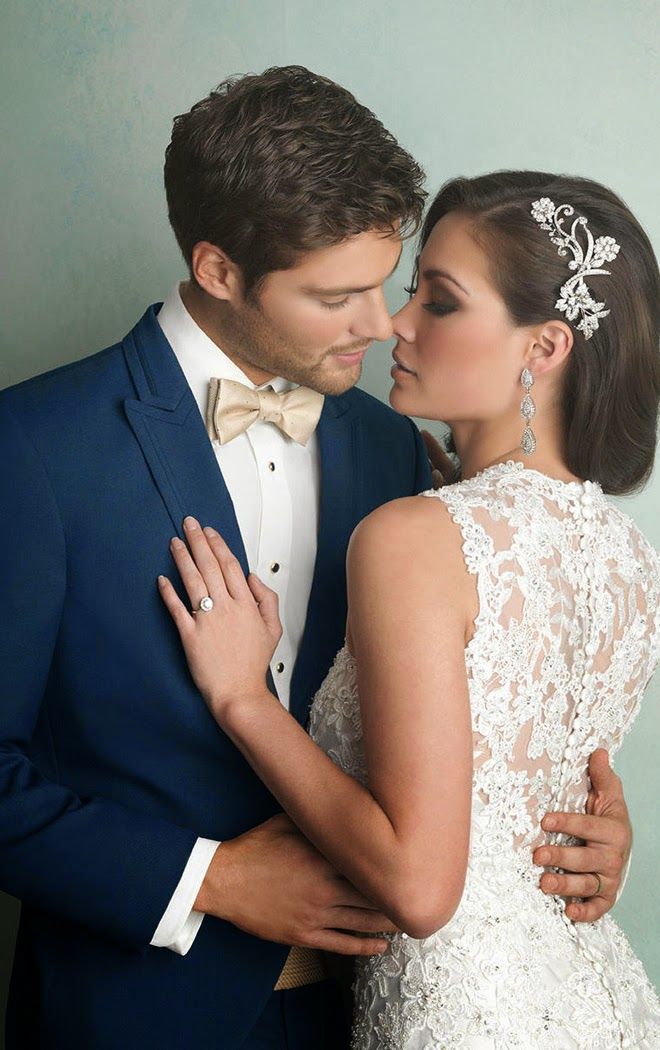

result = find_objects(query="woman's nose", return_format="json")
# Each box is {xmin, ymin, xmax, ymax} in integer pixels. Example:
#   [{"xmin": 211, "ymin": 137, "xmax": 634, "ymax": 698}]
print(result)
[{"xmin": 392, "ymin": 298, "xmax": 416, "ymax": 343}]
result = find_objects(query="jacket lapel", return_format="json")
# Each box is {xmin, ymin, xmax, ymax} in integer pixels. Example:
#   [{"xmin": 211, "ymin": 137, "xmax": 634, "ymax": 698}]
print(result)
[
  {"xmin": 122, "ymin": 304, "xmax": 248, "ymax": 574},
  {"xmin": 123, "ymin": 304, "xmax": 362, "ymax": 724},
  {"xmin": 290, "ymin": 393, "xmax": 364, "ymax": 724}
]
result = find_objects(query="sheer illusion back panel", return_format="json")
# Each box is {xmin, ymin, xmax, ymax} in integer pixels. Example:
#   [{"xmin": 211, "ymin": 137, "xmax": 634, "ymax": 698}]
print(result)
[{"xmin": 429, "ymin": 465, "xmax": 659, "ymax": 855}]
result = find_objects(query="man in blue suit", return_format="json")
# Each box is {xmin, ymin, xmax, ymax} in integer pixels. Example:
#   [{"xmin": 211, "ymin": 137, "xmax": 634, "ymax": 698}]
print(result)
[{"xmin": 1, "ymin": 67, "xmax": 632, "ymax": 1049}]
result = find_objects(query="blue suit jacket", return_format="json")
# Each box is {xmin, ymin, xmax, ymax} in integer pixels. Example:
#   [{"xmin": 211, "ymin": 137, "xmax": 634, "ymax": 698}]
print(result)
[{"xmin": 0, "ymin": 304, "xmax": 432, "ymax": 1049}]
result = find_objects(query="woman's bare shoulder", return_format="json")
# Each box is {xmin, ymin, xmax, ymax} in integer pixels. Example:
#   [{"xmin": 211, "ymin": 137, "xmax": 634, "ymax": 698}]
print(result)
[
  {"xmin": 350, "ymin": 494, "xmax": 462, "ymax": 564},
  {"xmin": 347, "ymin": 494, "xmax": 471, "ymax": 619}
]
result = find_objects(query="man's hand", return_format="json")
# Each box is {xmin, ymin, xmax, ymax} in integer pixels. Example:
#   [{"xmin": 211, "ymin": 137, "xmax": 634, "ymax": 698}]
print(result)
[
  {"xmin": 421, "ymin": 430, "xmax": 456, "ymax": 489},
  {"xmin": 195, "ymin": 813, "xmax": 394, "ymax": 955},
  {"xmin": 533, "ymin": 749, "xmax": 632, "ymax": 923}
]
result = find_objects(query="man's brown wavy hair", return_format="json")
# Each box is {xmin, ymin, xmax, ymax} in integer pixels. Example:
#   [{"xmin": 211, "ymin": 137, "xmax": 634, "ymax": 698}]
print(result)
[{"xmin": 164, "ymin": 65, "xmax": 427, "ymax": 294}]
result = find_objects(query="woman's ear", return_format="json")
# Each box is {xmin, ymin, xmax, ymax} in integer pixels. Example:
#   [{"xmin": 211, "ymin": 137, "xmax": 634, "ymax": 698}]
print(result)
[
  {"xmin": 525, "ymin": 320, "xmax": 574, "ymax": 378},
  {"xmin": 190, "ymin": 241, "xmax": 244, "ymax": 303}
]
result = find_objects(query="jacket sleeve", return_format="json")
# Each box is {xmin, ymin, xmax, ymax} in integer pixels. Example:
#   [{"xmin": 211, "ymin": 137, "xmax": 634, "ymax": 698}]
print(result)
[{"xmin": 0, "ymin": 401, "xmax": 198, "ymax": 951}]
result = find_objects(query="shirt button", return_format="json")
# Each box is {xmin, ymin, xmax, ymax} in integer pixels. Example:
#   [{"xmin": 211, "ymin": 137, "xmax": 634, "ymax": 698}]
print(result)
[
  {"xmin": 268, "ymin": 461, "xmax": 276, "ymax": 471},
  {"xmin": 275, "ymin": 662, "xmax": 285, "ymax": 673},
  {"xmin": 270, "ymin": 562, "xmax": 280, "ymax": 573}
]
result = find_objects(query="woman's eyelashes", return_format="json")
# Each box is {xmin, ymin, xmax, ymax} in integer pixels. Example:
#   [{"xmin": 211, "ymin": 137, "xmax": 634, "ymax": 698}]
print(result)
[
  {"xmin": 404, "ymin": 282, "xmax": 458, "ymax": 317},
  {"xmin": 423, "ymin": 300, "xmax": 458, "ymax": 317},
  {"xmin": 321, "ymin": 297, "xmax": 350, "ymax": 310}
]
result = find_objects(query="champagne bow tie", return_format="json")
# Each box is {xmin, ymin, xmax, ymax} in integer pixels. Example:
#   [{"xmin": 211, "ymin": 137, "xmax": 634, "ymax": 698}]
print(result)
[{"xmin": 205, "ymin": 378, "xmax": 325, "ymax": 446}]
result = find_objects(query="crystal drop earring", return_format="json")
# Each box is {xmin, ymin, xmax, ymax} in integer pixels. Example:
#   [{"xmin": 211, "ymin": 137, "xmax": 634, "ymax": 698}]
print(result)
[{"xmin": 520, "ymin": 368, "xmax": 537, "ymax": 455}]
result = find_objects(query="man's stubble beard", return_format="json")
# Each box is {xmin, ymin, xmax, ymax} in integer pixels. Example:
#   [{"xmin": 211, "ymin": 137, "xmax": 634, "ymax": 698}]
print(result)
[{"xmin": 229, "ymin": 298, "xmax": 368, "ymax": 396}]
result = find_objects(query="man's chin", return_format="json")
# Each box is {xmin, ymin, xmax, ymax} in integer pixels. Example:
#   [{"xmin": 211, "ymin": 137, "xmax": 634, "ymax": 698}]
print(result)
[
  {"xmin": 321, "ymin": 365, "xmax": 363, "ymax": 397},
  {"xmin": 301, "ymin": 360, "xmax": 363, "ymax": 397}
]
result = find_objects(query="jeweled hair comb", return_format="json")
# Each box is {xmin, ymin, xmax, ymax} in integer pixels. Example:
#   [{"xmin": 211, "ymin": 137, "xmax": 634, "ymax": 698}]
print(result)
[{"xmin": 530, "ymin": 197, "xmax": 621, "ymax": 340}]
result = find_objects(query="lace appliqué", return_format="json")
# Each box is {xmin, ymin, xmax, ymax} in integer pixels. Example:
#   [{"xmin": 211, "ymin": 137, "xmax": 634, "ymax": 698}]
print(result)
[{"xmin": 308, "ymin": 462, "xmax": 660, "ymax": 1049}]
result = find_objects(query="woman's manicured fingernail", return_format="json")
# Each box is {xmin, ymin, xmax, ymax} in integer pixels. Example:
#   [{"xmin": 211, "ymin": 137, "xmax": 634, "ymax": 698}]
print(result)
[
  {"xmin": 157, "ymin": 575, "xmax": 167, "ymax": 586},
  {"xmin": 170, "ymin": 537, "xmax": 185, "ymax": 550},
  {"xmin": 204, "ymin": 526, "xmax": 217, "ymax": 537},
  {"xmin": 184, "ymin": 516, "xmax": 199, "ymax": 530}
]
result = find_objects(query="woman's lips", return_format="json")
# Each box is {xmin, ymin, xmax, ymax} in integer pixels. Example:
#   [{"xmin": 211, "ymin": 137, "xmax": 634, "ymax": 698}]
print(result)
[{"xmin": 391, "ymin": 351, "xmax": 417, "ymax": 378}]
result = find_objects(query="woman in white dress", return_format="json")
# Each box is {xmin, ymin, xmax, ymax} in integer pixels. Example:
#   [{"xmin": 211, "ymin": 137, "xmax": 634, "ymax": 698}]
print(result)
[{"xmin": 159, "ymin": 171, "xmax": 660, "ymax": 1047}]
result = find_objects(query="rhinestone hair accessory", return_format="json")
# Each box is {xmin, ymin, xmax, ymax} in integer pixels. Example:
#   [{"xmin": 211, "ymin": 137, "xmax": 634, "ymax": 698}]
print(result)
[{"xmin": 530, "ymin": 198, "xmax": 621, "ymax": 340}]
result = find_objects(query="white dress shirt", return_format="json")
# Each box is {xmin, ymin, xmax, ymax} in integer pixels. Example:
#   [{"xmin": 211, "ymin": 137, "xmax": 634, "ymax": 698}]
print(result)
[{"xmin": 151, "ymin": 284, "xmax": 321, "ymax": 954}]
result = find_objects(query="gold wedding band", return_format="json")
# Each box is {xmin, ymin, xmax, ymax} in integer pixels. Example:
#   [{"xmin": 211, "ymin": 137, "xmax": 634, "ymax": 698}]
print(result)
[{"xmin": 591, "ymin": 872, "xmax": 603, "ymax": 896}]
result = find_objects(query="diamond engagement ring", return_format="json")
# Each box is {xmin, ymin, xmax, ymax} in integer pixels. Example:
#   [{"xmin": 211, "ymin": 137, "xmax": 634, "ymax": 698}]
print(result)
[{"xmin": 195, "ymin": 596, "xmax": 214, "ymax": 613}]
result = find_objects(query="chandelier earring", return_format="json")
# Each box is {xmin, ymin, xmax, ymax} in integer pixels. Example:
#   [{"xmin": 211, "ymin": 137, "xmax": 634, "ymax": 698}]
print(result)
[{"xmin": 520, "ymin": 368, "xmax": 537, "ymax": 455}]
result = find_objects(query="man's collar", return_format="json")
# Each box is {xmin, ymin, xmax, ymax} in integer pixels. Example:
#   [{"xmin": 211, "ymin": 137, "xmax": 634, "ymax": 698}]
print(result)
[{"xmin": 156, "ymin": 284, "xmax": 296, "ymax": 415}]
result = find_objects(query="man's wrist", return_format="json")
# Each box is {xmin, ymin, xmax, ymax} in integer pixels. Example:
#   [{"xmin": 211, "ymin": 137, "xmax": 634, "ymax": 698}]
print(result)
[{"xmin": 194, "ymin": 839, "xmax": 238, "ymax": 920}]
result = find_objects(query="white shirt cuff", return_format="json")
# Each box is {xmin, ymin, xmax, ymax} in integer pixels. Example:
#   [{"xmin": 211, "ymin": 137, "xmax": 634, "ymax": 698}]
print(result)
[{"xmin": 150, "ymin": 837, "xmax": 220, "ymax": 955}]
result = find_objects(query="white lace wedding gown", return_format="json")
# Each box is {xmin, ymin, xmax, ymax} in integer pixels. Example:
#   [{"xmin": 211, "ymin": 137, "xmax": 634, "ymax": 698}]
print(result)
[{"xmin": 308, "ymin": 462, "xmax": 660, "ymax": 1049}]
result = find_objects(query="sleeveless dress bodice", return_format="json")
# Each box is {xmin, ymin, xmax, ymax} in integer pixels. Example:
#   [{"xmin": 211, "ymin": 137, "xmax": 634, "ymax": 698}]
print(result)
[{"xmin": 308, "ymin": 462, "xmax": 660, "ymax": 1049}]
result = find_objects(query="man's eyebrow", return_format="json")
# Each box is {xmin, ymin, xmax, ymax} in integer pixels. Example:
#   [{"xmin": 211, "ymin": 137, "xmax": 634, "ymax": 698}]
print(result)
[
  {"xmin": 422, "ymin": 268, "xmax": 470, "ymax": 296},
  {"xmin": 303, "ymin": 247, "xmax": 403, "ymax": 296}
]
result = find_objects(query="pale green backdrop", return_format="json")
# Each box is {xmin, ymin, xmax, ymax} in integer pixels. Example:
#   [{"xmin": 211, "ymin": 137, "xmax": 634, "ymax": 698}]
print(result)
[{"xmin": 1, "ymin": 0, "xmax": 658, "ymax": 1035}]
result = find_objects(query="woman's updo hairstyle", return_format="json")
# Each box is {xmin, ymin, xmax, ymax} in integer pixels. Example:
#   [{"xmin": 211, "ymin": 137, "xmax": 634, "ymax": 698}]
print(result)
[{"xmin": 418, "ymin": 172, "xmax": 660, "ymax": 495}]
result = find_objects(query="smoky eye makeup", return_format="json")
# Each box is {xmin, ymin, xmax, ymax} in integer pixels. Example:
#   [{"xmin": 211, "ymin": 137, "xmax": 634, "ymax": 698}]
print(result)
[
  {"xmin": 402, "ymin": 286, "xmax": 458, "ymax": 317},
  {"xmin": 404, "ymin": 269, "xmax": 462, "ymax": 314},
  {"xmin": 423, "ymin": 300, "xmax": 458, "ymax": 317},
  {"xmin": 422, "ymin": 280, "xmax": 459, "ymax": 317}
]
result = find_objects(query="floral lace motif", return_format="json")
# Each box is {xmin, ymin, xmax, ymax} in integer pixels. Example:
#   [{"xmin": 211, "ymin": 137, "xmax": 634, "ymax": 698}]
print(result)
[{"xmin": 308, "ymin": 462, "xmax": 660, "ymax": 1048}]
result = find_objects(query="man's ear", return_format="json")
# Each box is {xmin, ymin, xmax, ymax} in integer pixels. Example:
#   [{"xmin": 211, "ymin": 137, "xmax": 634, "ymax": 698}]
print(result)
[
  {"xmin": 525, "ymin": 320, "xmax": 574, "ymax": 378},
  {"xmin": 190, "ymin": 241, "xmax": 244, "ymax": 303}
]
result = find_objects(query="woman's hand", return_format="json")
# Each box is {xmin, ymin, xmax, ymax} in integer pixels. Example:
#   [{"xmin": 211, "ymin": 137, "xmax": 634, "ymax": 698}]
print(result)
[
  {"xmin": 158, "ymin": 516, "xmax": 282, "ymax": 720},
  {"xmin": 421, "ymin": 430, "xmax": 457, "ymax": 488}
]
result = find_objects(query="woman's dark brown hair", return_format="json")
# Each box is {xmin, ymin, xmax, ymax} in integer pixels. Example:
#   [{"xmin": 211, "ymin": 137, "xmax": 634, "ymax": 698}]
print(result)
[
  {"xmin": 164, "ymin": 65, "xmax": 426, "ymax": 294},
  {"xmin": 418, "ymin": 172, "xmax": 660, "ymax": 495}
]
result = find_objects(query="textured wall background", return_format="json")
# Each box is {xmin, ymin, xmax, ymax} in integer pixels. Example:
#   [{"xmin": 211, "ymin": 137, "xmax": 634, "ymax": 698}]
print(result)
[{"xmin": 1, "ymin": 0, "xmax": 658, "ymax": 1034}]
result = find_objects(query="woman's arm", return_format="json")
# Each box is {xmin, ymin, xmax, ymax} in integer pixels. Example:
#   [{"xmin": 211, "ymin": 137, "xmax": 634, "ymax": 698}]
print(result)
[{"xmin": 159, "ymin": 501, "xmax": 474, "ymax": 937}]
